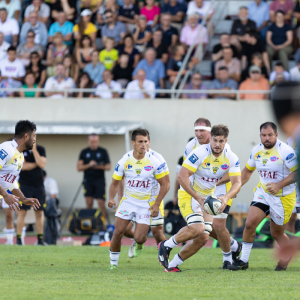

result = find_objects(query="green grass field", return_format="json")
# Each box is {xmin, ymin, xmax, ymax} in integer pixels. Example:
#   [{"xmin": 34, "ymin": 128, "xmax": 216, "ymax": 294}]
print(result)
[{"xmin": 0, "ymin": 245, "xmax": 299, "ymax": 300}]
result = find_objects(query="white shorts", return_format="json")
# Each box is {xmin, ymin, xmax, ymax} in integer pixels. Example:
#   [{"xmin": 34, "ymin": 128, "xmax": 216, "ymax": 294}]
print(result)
[
  {"xmin": 116, "ymin": 197, "xmax": 151, "ymax": 226},
  {"xmin": 2, "ymin": 198, "xmax": 9, "ymax": 209},
  {"xmin": 252, "ymin": 186, "xmax": 296, "ymax": 226},
  {"xmin": 213, "ymin": 187, "xmax": 230, "ymax": 219}
]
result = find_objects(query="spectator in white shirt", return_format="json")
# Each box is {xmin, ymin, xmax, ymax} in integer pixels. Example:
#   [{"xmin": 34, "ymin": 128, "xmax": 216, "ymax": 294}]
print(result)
[
  {"xmin": 269, "ymin": 62, "xmax": 290, "ymax": 86},
  {"xmin": 0, "ymin": 0, "xmax": 21, "ymax": 20},
  {"xmin": 93, "ymin": 70, "xmax": 122, "ymax": 99},
  {"xmin": 186, "ymin": 0, "xmax": 214, "ymax": 22},
  {"xmin": 0, "ymin": 31, "xmax": 10, "ymax": 61},
  {"xmin": 124, "ymin": 69, "xmax": 155, "ymax": 99},
  {"xmin": 44, "ymin": 63, "xmax": 75, "ymax": 98},
  {"xmin": 0, "ymin": 8, "xmax": 19, "ymax": 46},
  {"xmin": 24, "ymin": 0, "xmax": 50, "ymax": 25},
  {"xmin": 43, "ymin": 170, "xmax": 59, "ymax": 202},
  {"xmin": 289, "ymin": 62, "xmax": 300, "ymax": 82}
]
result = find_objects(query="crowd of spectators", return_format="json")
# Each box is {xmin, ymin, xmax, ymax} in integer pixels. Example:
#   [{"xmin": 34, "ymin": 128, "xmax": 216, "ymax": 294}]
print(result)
[{"xmin": 1, "ymin": 0, "xmax": 300, "ymax": 99}]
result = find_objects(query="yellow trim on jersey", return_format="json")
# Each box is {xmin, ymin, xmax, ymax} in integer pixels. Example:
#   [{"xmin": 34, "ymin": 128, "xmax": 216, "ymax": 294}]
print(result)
[
  {"xmin": 155, "ymin": 173, "xmax": 166, "ymax": 180},
  {"xmin": 281, "ymin": 190, "xmax": 296, "ymax": 224},
  {"xmin": 164, "ymin": 170, "xmax": 170, "ymax": 176},
  {"xmin": 182, "ymin": 163, "xmax": 197, "ymax": 173},
  {"xmin": 113, "ymin": 174, "xmax": 123, "ymax": 180},
  {"xmin": 290, "ymin": 165, "xmax": 298, "ymax": 172},
  {"xmin": 229, "ymin": 172, "xmax": 241, "ymax": 177},
  {"xmin": 0, "ymin": 165, "xmax": 2, "ymax": 170},
  {"xmin": 183, "ymin": 156, "xmax": 186, "ymax": 161},
  {"xmin": 246, "ymin": 163, "xmax": 256, "ymax": 171}
]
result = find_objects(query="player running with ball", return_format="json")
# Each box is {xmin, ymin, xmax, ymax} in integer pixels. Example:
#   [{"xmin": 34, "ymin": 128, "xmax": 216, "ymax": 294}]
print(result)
[{"xmin": 158, "ymin": 125, "xmax": 242, "ymax": 272}]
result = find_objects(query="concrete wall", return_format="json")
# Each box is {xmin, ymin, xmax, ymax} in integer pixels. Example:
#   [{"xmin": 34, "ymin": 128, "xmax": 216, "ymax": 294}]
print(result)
[{"xmin": 0, "ymin": 98, "xmax": 283, "ymax": 211}]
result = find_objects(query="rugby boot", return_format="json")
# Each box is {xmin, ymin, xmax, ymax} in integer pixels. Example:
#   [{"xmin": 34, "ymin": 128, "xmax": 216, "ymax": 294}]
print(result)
[
  {"xmin": 222, "ymin": 261, "xmax": 232, "ymax": 270},
  {"xmin": 134, "ymin": 243, "xmax": 144, "ymax": 257},
  {"xmin": 164, "ymin": 266, "xmax": 181, "ymax": 273},
  {"xmin": 128, "ymin": 240, "xmax": 136, "ymax": 258},
  {"xmin": 158, "ymin": 240, "xmax": 172, "ymax": 268},
  {"xmin": 228, "ymin": 259, "xmax": 248, "ymax": 271},
  {"xmin": 232, "ymin": 241, "xmax": 242, "ymax": 263}
]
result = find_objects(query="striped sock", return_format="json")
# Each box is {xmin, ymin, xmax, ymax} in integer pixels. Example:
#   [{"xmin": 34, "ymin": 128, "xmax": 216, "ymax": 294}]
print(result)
[
  {"xmin": 169, "ymin": 254, "xmax": 184, "ymax": 268},
  {"xmin": 240, "ymin": 242, "xmax": 253, "ymax": 263},
  {"xmin": 110, "ymin": 250, "xmax": 120, "ymax": 267},
  {"xmin": 230, "ymin": 237, "xmax": 238, "ymax": 252},
  {"xmin": 222, "ymin": 251, "xmax": 232, "ymax": 264},
  {"xmin": 164, "ymin": 236, "xmax": 178, "ymax": 249}
]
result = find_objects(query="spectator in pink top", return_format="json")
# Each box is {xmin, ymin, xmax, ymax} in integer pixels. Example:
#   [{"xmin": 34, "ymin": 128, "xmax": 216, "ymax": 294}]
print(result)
[
  {"xmin": 140, "ymin": 0, "xmax": 160, "ymax": 28},
  {"xmin": 269, "ymin": 0, "xmax": 294, "ymax": 25},
  {"xmin": 180, "ymin": 13, "xmax": 209, "ymax": 47}
]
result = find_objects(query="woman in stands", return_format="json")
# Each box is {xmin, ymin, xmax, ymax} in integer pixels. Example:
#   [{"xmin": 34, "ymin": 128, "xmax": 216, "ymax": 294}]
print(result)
[
  {"xmin": 117, "ymin": 34, "xmax": 140, "ymax": 68},
  {"xmin": 26, "ymin": 51, "xmax": 46, "ymax": 88},
  {"xmin": 75, "ymin": 35, "xmax": 95, "ymax": 70},
  {"xmin": 63, "ymin": 55, "xmax": 79, "ymax": 83}
]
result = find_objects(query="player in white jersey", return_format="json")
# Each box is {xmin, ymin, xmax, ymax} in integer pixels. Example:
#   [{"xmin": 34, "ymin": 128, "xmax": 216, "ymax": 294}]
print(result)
[
  {"xmin": 229, "ymin": 122, "xmax": 298, "ymax": 271},
  {"xmin": 158, "ymin": 125, "xmax": 242, "ymax": 272},
  {"xmin": 107, "ymin": 129, "xmax": 168, "ymax": 269}
]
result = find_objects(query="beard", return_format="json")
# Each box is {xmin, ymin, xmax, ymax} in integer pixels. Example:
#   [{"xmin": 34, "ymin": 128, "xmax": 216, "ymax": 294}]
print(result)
[
  {"xmin": 25, "ymin": 139, "xmax": 34, "ymax": 150},
  {"xmin": 262, "ymin": 140, "xmax": 276, "ymax": 149},
  {"xmin": 211, "ymin": 148, "xmax": 223, "ymax": 155}
]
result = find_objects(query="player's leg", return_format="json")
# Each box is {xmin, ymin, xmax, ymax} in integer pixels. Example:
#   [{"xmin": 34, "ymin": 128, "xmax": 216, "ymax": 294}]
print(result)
[
  {"xmin": 16, "ymin": 209, "xmax": 27, "ymax": 245},
  {"xmin": 151, "ymin": 226, "xmax": 166, "ymax": 245},
  {"xmin": 124, "ymin": 221, "xmax": 134, "ymax": 239},
  {"xmin": 285, "ymin": 211, "xmax": 297, "ymax": 233},
  {"xmin": 84, "ymin": 180, "xmax": 94, "ymax": 209},
  {"xmin": 3, "ymin": 208, "xmax": 14, "ymax": 245},
  {"xmin": 34, "ymin": 187, "xmax": 46, "ymax": 245},
  {"xmin": 96, "ymin": 178, "xmax": 107, "ymax": 218}
]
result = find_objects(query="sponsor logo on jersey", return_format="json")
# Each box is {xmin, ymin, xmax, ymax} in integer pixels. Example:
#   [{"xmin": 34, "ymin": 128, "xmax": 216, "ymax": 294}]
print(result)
[
  {"xmin": 221, "ymin": 164, "xmax": 229, "ymax": 170},
  {"xmin": 96, "ymin": 153, "xmax": 101, "ymax": 158},
  {"xmin": 136, "ymin": 161, "xmax": 142, "ymax": 164},
  {"xmin": 135, "ymin": 169, "xmax": 142, "ymax": 175},
  {"xmin": 212, "ymin": 167, "xmax": 219, "ymax": 173},
  {"xmin": 128, "ymin": 179, "xmax": 151, "ymax": 188},
  {"xmin": 258, "ymin": 170, "xmax": 278, "ymax": 179},
  {"xmin": 144, "ymin": 165, "xmax": 153, "ymax": 171},
  {"xmin": 126, "ymin": 164, "xmax": 132, "ymax": 169},
  {"xmin": 235, "ymin": 160, "xmax": 240, "ymax": 166},
  {"xmin": 214, "ymin": 159, "xmax": 219, "ymax": 162},
  {"xmin": 0, "ymin": 174, "xmax": 17, "ymax": 184},
  {"xmin": 286, "ymin": 153, "xmax": 294, "ymax": 160},
  {"xmin": 157, "ymin": 162, "xmax": 166, "ymax": 171},
  {"xmin": 86, "ymin": 153, "xmax": 91, "ymax": 158},
  {"xmin": 0, "ymin": 149, "xmax": 8, "ymax": 160},
  {"xmin": 118, "ymin": 210, "xmax": 129, "ymax": 216},
  {"xmin": 270, "ymin": 156, "xmax": 279, "ymax": 162},
  {"xmin": 17, "ymin": 164, "xmax": 21, "ymax": 170},
  {"xmin": 189, "ymin": 154, "xmax": 199, "ymax": 164},
  {"xmin": 115, "ymin": 163, "xmax": 120, "ymax": 171},
  {"xmin": 262, "ymin": 159, "xmax": 268, "ymax": 166},
  {"xmin": 200, "ymin": 177, "xmax": 221, "ymax": 183},
  {"xmin": 254, "ymin": 154, "xmax": 261, "ymax": 160},
  {"xmin": 202, "ymin": 162, "xmax": 210, "ymax": 170},
  {"xmin": 270, "ymin": 211, "xmax": 282, "ymax": 221}
]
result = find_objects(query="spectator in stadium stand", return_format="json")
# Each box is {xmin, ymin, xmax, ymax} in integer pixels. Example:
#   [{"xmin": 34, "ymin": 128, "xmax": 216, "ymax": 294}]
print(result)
[
  {"xmin": 209, "ymin": 66, "xmax": 238, "ymax": 100},
  {"xmin": 181, "ymin": 72, "xmax": 208, "ymax": 99},
  {"xmin": 186, "ymin": 0, "xmax": 214, "ymax": 22},
  {"xmin": 241, "ymin": 30, "xmax": 270, "ymax": 75},
  {"xmin": 75, "ymin": 72, "xmax": 94, "ymax": 98},
  {"xmin": 26, "ymin": 51, "xmax": 46, "ymax": 87},
  {"xmin": 93, "ymin": 69, "xmax": 122, "ymax": 98},
  {"xmin": 293, "ymin": 31, "xmax": 300, "ymax": 64},
  {"xmin": 238, "ymin": 65, "xmax": 270, "ymax": 100},
  {"xmin": 247, "ymin": 0, "xmax": 270, "ymax": 42},
  {"xmin": 146, "ymin": 28, "xmax": 168, "ymax": 64},
  {"xmin": 215, "ymin": 46, "xmax": 241, "ymax": 83},
  {"xmin": 49, "ymin": 0, "xmax": 77, "ymax": 23},
  {"xmin": 269, "ymin": 0, "xmax": 293, "ymax": 25},
  {"xmin": 0, "ymin": 8, "xmax": 19, "ymax": 46},
  {"xmin": 241, "ymin": 52, "xmax": 268, "ymax": 82},
  {"xmin": 117, "ymin": 34, "xmax": 140, "ymax": 68},
  {"xmin": 180, "ymin": 13, "xmax": 209, "ymax": 47},
  {"xmin": 43, "ymin": 170, "xmax": 59, "ymax": 204},
  {"xmin": 20, "ymin": 11, "xmax": 48, "ymax": 48},
  {"xmin": 16, "ymin": 30, "xmax": 44, "ymax": 67},
  {"xmin": 266, "ymin": 10, "xmax": 293, "ymax": 71},
  {"xmin": 75, "ymin": 35, "xmax": 95, "ymax": 70},
  {"xmin": 24, "ymin": 0, "xmax": 50, "ymax": 25},
  {"xmin": 140, "ymin": 0, "xmax": 160, "ymax": 28},
  {"xmin": 269, "ymin": 62, "xmax": 290, "ymax": 86},
  {"xmin": 157, "ymin": 13, "xmax": 178, "ymax": 49},
  {"xmin": 19, "ymin": 71, "xmax": 41, "ymax": 98},
  {"xmin": 112, "ymin": 53, "xmax": 133, "ymax": 87},
  {"xmin": 84, "ymin": 49, "xmax": 105, "ymax": 85},
  {"xmin": 0, "ymin": 0, "xmax": 20, "ymax": 20},
  {"xmin": 63, "ymin": 54, "xmax": 79, "ymax": 82},
  {"xmin": 230, "ymin": 6, "xmax": 256, "ymax": 52},
  {"xmin": 44, "ymin": 63, "xmax": 75, "ymax": 98},
  {"xmin": 118, "ymin": 0, "xmax": 139, "ymax": 33},
  {"xmin": 101, "ymin": 10, "xmax": 127, "ymax": 46},
  {"xmin": 0, "ymin": 32, "xmax": 10, "ymax": 61},
  {"xmin": 99, "ymin": 37, "xmax": 118, "ymax": 70},
  {"xmin": 48, "ymin": 12, "xmax": 74, "ymax": 47},
  {"xmin": 132, "ymin": 15, "xmax": 152, "ymax": 52},
  {"xmin": 80, "ymin": 0, "xmax": 101, "ymax": 21},
  {"xmin": 132, "ymin": 48, "xmax": 165, "ymax": 89},
  {"xmin": 294, "ymin": 1, "xmax": 300, "ymax": 32},
  {"xmin": 289, "ymin": 61, "xmax": 300, "ymax": 81},
  {"xmin": 161, "ymin": 0, "xmax": 186, "ymax": 32},
  {"xmin": 73, "ymin": 9, "xmax": 97, "ymax": 45},
  {"xmin": 138, "ymin": 0, "xmax": 159, "ymax": 9},
  {"xmin": 271, "ymin": 73, "xmax": 286, "ymax": 89},
  {"xmin": 124, "ymin": 68, "xmax": 155, "ymax": 99}
]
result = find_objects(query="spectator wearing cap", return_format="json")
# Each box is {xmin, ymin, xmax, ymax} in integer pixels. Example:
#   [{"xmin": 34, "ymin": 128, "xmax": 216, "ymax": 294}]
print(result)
[
  {"xmin": 84, "ymin": 50, "xmax": 105, "ymax": 85},
  {"xmin": 146, "ymin": 28, "xmax": 168, "ymax": 64},
  {"xmin": 266, "ymin": 10, "xmax": 293, "ymax": 71},
  {"xmin": 24, "ymin": 0, "xmax": 50, "ymax": 25},
  {"xmin": 186, "ymin": 0, "xmax": 214, "ymax": 22},
  {"xmin": 230, "ymin": 6, "xmax": 256, "ymax": 51},
  {"xmin": 73, "ymin": 9, "xmax": 97, "ymax": 45},
  {"xmin": 161, "ymin": 0, "xmax": 186, "ymax": 32},
  {"xmin": 0, "ymin": 31, "xmax": 10, "ymax": 61},
  {"xmin": 124, "ymin": 69, "xmax": 155, "ymax": 99},
  {"xmin": 118, "ymin": 0, "xmax": 139, "ymax": 33},
  {"xmin": 182, "ymin": 72, "xmax": 208, "ymax": 99},
  {"xmin": 0, "ymin": 0, "xmax": 20, "ymax": 20},
  {"xmin": 180, "ymin": 13, "xmax": 208, "ymax": 47},
  {"xmin": 209, "ymin": 66, "xmax": 238, "ymax": 100},
  {"xmin": 269, "ymin": 62, "xmax": 290, "ymax": 86},
  {"xmin": 241, "ymin": 52, "xmax": 268, "ymax": 82},
  {"xmin": 239, "ymin": 65, "xmax": 270, "ymax": 100},
  {"xmin": 0, "ymin": 8, "xmax": 19, "ymax": 46},
  {"xmin": 20, "ymin": 11, "xmax": 48, "ymax": 48},
  {"xmin": 247, "ymin": 0, "xmax": 270, "ymax": 41},
  {"xmin": 269, "ymin": 0, "xmax": 293, "ymax": 25},
  {"xmin": 289, "ymin": 61, "xmax": 300, "ymax": 82},
  {"xmin": 215, "ymin": 46, "xmax": 241, "ymax": 83},
  {"xmin": 157, "ymin": 13, "xmax": 178, "ymax": 49}
]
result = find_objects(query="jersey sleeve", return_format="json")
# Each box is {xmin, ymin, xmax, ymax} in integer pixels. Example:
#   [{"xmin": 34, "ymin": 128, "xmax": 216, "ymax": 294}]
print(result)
[
  {"xmin": 112, "ymin": 157, "xmax": 125, "ymax": 180},
  {"xmin": 182, "ymin": 149, "xmax": 202, "ymax": 173},
  {"xmin": 228, "ymin": 152, "xmax": 241, "ymax": 176},
  {"xmin": 38, "ymin": 146, "xmax": 46, "ymax": 158},
  {"xmin": 0, "ymin": 144, "xmax": 12, "ymax": 170},
  {"xmin": 246, "ymin": 148, "xmax": 256, "ymax": 171},
  {"xmin": 283, "ymin": 146, "xmax": 298, "ymax": 172},
  {"xmin": 157, "ymin": 153, "xmax": 169, "ymax": 175},
  {"xmin": 152, "ymin": 156, "xmax": 166, "ymax": 180}
]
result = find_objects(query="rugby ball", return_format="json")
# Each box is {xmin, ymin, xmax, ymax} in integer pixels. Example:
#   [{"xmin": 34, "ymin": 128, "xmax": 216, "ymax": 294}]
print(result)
[{"xmin": 204, "ymin": 196, "xmax": 222, "ymax": 215}]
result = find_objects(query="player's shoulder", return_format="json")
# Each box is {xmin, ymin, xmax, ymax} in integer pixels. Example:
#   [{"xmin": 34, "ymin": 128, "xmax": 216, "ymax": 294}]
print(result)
[
  {"xmin": 0, "ymin": 140, "xmax": 16, "ymax": 160},
  {"xmin": 286, "ymin": 136, "xmax": 293, "ymax": 147},
  {"xmin": 251, "ymin": 143, "xmax": 264, "ymax": 154},
  {"xmin": 187, "ymin": 144, "xmax": 208, "ymax": 161},
  {"xmin": 149, "ymin": 148, "xmax": 165, "ymax": 162},
  {"xmin": 122, "ymin": 150, "xmax": 133, "ymax": 159},
  {"xmin": 277, "ymin": 139, "xmax": 296, "ymax": 160},
  {"xmin": 184, "ymin": 137, "xmax": 198, "ymax": 156}
]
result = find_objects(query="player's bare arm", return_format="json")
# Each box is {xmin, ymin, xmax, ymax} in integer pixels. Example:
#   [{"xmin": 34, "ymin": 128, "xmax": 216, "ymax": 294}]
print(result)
[
  {"xmin": 32, "ymin": 143, "xmax": 47, "ymax": 168},
  {"xmin": 266, "ymin": 170, "xmax": 297, "ymax": 195},
  {"xmin": 108, "ymin": 178, "xmax": 120, "ymax": 208},
  {"xmin": 241, "ymin": 166, "xmax": 255, "ymax": 186},
  {"xmin": 0, "ymin": 184, "xmax": 20, "ymax": 211},
  {"xmin": 216, "ymin": 173, "xmax": 230, "ymax": 186},
  {"xmin": 11, "ymin": 188, "xmax": 40, "ymax": 210},
  {"xmin": 149, "ymin": 175, "xmax": 168, "ymax": 218}
]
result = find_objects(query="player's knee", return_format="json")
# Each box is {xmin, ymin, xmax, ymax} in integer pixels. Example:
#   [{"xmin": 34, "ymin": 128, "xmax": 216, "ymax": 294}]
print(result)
[
  {"xmin": 271, "ymin": 229, "xmax": 284, "ymax": 240},
  {"xmin": 134, "ymin": 235, "xmax": 147, "ymax": 245},
  {"xmin": 188, "ymin": 223, "xmax": 204, "ymax": 239},
  {"xmin": 244, "ymin": 220, "xmax": 256, "ymax": 233},
  {"xmin": 193, "ymin": 233, "xmax": 209, "ymax": 249}
]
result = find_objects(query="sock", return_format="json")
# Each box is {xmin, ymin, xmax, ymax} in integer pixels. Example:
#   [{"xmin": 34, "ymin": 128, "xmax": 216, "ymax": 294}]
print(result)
[
  {"xmin": 168, "ymin": 254, "xmax": 184, "ymax": 268},
  {"xmin": 230, "ymin": 237, "xmax": 238, "ymax": 252},
  {"xmin": 21, "ymin": 226, "xmax": 26, "ymax": 244},
  {"xmin": 37, "ymin": 233, "xmax": 43, "ymax": 242},
  {"xmin": 164, "ymin": 236, "xmax": 178, "ymax": 249},
  {"xmin": 222, "ymin": 251, "xmax": 232, "ymax": 264},
  {"xmin": 240, "ymin": 241, "xmax": 253, "ymax": 263},
  {"xmin": 6, "ymin": 228, "xmax": 14, "ymax": 244},
  {"xmin": 110, "ymin": 250, "xmax": 120, "ymax": 266},
  {"xmin": 17, "ymin": 234, "xmax": 21, "ymax": 240}
]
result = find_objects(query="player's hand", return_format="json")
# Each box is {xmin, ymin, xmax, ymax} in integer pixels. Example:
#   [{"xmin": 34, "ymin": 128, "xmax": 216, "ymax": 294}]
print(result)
[
  {"xmin": 194, "ymin": 195, "xmax": 208, "ymax": 213},
  {"xmin": 89, "ymin": 160, "xmax": 97, "ymax": 168},
  {"xmin": 22, "ymin": 198, "xmax": 40, "ymax": 210},
  {"xmin": 149, "ymin": 203, "xmax": 159, "ymax": 217},
  {"xmin": 3, "ymin": 193, "xmax": 20, "ymax": 211},
  {"xmin": 217, "ymin": 195, "xmax": 229, "ymax": 214},
  {"xmin": 266, "ymin": 182, "xmax": 281, "ymax": 195},
  {"xmin": 108, "ymin": 199, "xmax": 116, "ymax": 208}
]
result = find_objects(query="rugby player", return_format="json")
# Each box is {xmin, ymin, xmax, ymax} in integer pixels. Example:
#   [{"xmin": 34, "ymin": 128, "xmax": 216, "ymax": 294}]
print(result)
[
  {"xmin": 229, "ymin": 122, "xmax": 298, "ymax": 271},
  {"xmin": 158, "ymin": 125, "xmax": 242, "ymax": 272},
  {"xmin": 108, "ymin": 129, "xmax": 168, "ymax": 269}
]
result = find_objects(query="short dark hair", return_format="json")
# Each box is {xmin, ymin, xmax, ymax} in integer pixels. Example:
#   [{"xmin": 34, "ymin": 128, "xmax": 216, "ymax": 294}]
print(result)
[
  {"xmin": 154, "ymin": 28, "xmax": 163, "ymax": 34},
  {"xmin": 131, "ymin": 129, "xmax": 148, "ymax": 141},
  {"xmin": 89, "ymin": 133, "xmax": 98, "ymax": 138},
  {"xmin": 14, "ymin": 120, "xmax": 36, "ymax": 139},
  {"xmin": 0, "ymin": 8, "xmax": 7, "ymax": 13},
  {"xmin": 7, "ymin": 46, "xmax": 16, "ymax": 53},
  {"xmin": 275, "ymin": 62, "xmax": 284, "ymax": 67},
  {"xmin": 144, "ymin": 129, "xmax": 150, "ymax": 141},
  {"xmin": 240, "ymin": 6, "xmax": 248, "ymax": 10},
  {"xmin": 218, "ymin": 66, "xmax": 228, "ymax": 72},
  {"xmin": 260, "ymin": 122, "xmax": 277, "ymax": 133},
  {"xmin": 211, "ymin": 125, "xmax": 229, "ymax": 138},
  {"xmin": 194, "ymin": 118, "xmax": 211, "ymax": 127},
  {"xmin": 27, "ymin": 29, "xmax": 35, "ymax": 36},
  {"xmin": 275, "ymin": 9, "xmax": 285, "ymax": 16}
]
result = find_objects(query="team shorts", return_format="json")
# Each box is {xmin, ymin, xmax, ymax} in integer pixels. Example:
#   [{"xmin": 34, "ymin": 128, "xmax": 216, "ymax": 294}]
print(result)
[
  {"xmin": 83, "ymin": 178, "xmax": 106, "ymax": 200},
  {"xmin": 149, "ymin": 199, "xmax": 164, "ymax": 227},
  {"xmin": 116, "ymin": 197, "xmax": 151, "ymax": 225},
  {"xmin": 20, "ymin": 185, "xmax": 46, "ymax": 211},
  {"xmin": 251, "ymin": 186, "xmax": 296, "ymax": 226}
]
